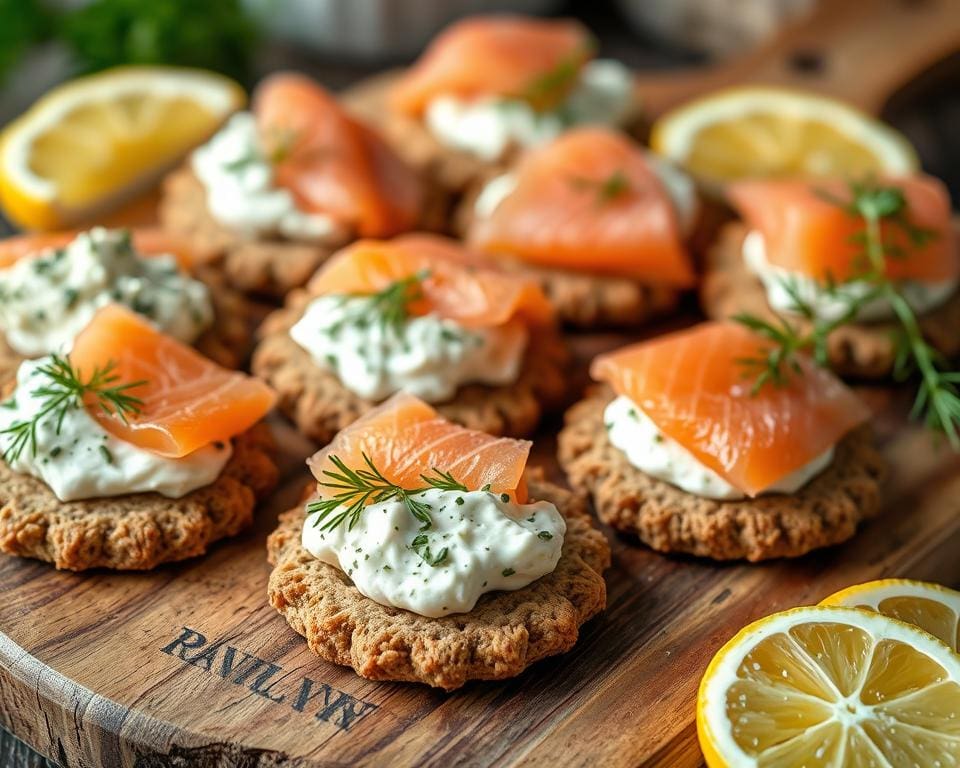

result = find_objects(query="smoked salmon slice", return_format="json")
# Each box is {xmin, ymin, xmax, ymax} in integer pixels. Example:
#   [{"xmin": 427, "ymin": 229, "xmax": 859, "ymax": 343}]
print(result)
[
  {"xmin": 0, "ymin": 228, "xmax": 201, "ymax": 270},
  {"xmin": 591, "ymin": 321, "xmax": 870, "ymax": 496},
  {"xmin": 728, "ymin": 176, "xmax": 958, "ymax": 282},
  {"xmin": 309, "ymin": 233, "xmax": 555, "ymax": 328},
  {"xmin": 254, "ymin": 73, "xmax": 423, "ymax": 238},
  {"xmin": 390, "ymin": 16, "xmax": 594, "ymax": 116},
  {"xmin": 468, "ymin": 128, "xmax": 695, "ymax": 286},
  {"xmin": 70, "ymin": 304, "xmax": 276, "ymax": 457},
  {"xmin": 308, "ymin": 392, "xmax": 530, "ymax": 502}
]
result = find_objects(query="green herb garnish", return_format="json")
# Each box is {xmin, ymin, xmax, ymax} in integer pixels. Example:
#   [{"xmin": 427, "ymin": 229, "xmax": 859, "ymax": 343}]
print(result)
[
  {"xmin": 734, "ymin": 178, "xmax": 960, "ymax": 446},
  {"xmin": 411, "ymin": 533, "xmax": 448, "ymax": 568},
  {"xmin": 570, "ymin": 170, "xmax": 631, "ymax": 204},
  {"xmin": 520, "ymin": 40, "xmax": 595, "ymax": 112},
  {"xmin": 306, "ymin": 454, "xmax": 470, "ymax": 532},
  {"xmin": 352, "ymin": 269, "xmax": 430, "ymax": 334},
  {"xmin": 0, "ymin": 354, "xmax": 145, "ymax": 463}
]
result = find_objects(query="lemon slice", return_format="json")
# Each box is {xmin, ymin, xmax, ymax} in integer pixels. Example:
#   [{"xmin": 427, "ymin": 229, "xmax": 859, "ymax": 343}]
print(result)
[
  {"xmin": 650, "ymin": 87, "xmax": 918, "ymax": 187},
  {"xmin": 822, "ymin": 579, "xmax": 960, "ymax": 652},
  {"xmin": 0, "ymin": 66, "xmax": 244, "ymax": 230},
  {"xmin": 697, "ymin": 605, "xmax": 960, "ymax": 767}
]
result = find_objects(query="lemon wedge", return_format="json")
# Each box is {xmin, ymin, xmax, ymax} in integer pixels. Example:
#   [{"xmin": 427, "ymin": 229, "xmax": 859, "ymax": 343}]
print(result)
[
  {"xmin": 0, "ymin": 66, "xmax": 244, "ymax": 230},
  {"xmin": 697, "ymin": 605, "xmax": 960, "ymax": 767},
  {"xmin": 650, "ymin": 87, "xmax": 918, "ymax": 187},
  {"xmin": 823, "ymin": 579, "xmax": 960, "ymax": 653}
]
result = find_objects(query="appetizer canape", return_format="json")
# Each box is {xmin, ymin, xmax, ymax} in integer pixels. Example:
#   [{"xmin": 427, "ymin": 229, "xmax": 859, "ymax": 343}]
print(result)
[
  {"xmin": 252, "ymin": 233, "xmax": 568, "ymax": 441},
  {"xmin": 161, "ymin": 72, "xmax": 440, "ymax": 298},
  {"xmin": 558, "ymin": 321, "xmax": 886, "ymax": 561},
  {"xmin": 702, "ymin": 175, "xmax": 960, "ymax": 377},
  {"xmin": 0, "ymin": 227, "xmax": 252, "ymax": 386},
  {"xmin": 0, "ymin": 305, "xmax": 278, "ymax": 570},
  {"xmin": 461, "ymin": 127, "xmax": 698, "ymax": 327},
  {"xmin": 344, "ymin": 15, "xmax": 641, "ymax": 195},
  {"xmin": 267, "ymin": 392, "xmax": 610, "ymax": 690}
]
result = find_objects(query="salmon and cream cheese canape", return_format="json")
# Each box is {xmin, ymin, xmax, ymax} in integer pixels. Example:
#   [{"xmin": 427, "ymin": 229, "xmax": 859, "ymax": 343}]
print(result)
[
  {"xmin": 0, "ymin": 228, "xmax": 252, "ymax": 385},
  {"xmin": 161, "ymin": 72, "xmax": 437, "ymax": 298},
  {"xmin": 463, "ymin": 127, "xmax": 698, "ymax": 327},
  {"xmin": 0, "ymin": 305, "xmax": 278, "ymax": 571},
  {"xmin": 703, "ymin": 174, "xmax": 960, "ymax": 377},
  {"xmin": 253, "ymin": 233, "xmax": 568, "ymax": 442},
  {"xmin": 345, "ymin": 15, "xmax": 640, "ymax": 194},
  {"xmin": 559, "ymin": 321, "xmax": 886, "ymax": 561},
  {"xmin": 267, "ymin": 392, "xmax": 609, "ymax": 690}
]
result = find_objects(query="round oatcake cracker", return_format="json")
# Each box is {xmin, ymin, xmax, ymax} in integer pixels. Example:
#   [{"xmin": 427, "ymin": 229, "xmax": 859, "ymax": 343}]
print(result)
[
  {"xmin": 266, "ymin": 473, "xmax": 610, "ymax": 690},
  {"xmin": 702, "ymin": 223, "xmax": 960, "ymax": 379},
  {"xmin": 558, "ymin": 387, "xmax": 887, "ymax": 562},
  {"xmin": 0, "ymin": 265, "xmax": 256, "ymax": 389},
  {"xmin": 251, "ymin": 289, "xmax": 570, "ymax": 443},
  {"xmin": 0, "ymin": 424, "xmax": 278, "ymax": 571},
  {"xmin": 160, "ymin": 165, "xmax": 451, "ymax": 299}
]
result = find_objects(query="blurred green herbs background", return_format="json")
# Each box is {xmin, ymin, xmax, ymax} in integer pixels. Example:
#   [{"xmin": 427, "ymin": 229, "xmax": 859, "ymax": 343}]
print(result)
[{"xmin": 0, "ymin": 0, "xmax": 258, "ymax": 85}]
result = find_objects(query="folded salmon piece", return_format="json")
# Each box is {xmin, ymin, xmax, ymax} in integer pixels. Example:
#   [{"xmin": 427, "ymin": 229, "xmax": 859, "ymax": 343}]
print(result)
[
  {"xmin": 70, "ymin": 304, "xmax": 276, "ymax": 457},
  {"xmin": 591, "ymin": 321, "xmax": 871, "ymax": 496},
  {"xmin": 389, "ymin": 15, "xmax": 594, "ymax": 116},
  {"xmin": 309, "ymin": 233, "xmax": 555, "ymax": 328},
  {"xmin": 728, "ymin": 175, "xmax": 958, "ymax": 282},
  {"xmin": 307, "ymin": 392, "xmax": 531, "ymax": 503},
  {"xmin": 468, "ymin": 127, "xmax": 696, "ymax": 286},
  {"xmin": 255, "ymin": 72, "xmax": 423, "ymax": 238}
]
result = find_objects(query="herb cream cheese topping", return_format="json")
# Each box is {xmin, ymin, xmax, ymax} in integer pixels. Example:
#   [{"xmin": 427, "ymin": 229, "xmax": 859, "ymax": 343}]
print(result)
[
  {"xmin": 302, "ymin": 487, "xmax": 565, "ymax": 617},
  {"xmin": 290, "ymin": 294, "xmax": 528, "ymax": 402},
  {"xmin": 0, "ymin": 228, "xmax": 213, "ymax": 357}
]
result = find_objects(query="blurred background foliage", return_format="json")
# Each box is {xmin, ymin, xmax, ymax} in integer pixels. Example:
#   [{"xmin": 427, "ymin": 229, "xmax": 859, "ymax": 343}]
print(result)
[{"xmin": 0, "ymin": 0, "xmax": 258, "ymax": 85}]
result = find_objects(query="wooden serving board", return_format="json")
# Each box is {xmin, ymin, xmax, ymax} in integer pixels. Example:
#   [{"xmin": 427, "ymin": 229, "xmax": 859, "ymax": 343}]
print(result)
[
  {"xmin": 1, "ymin": 330, "xmax": 960, "ymax": 768},
  {"xmin": 3, "ymin": 1, "xmax": 960, "ymax": 766}
]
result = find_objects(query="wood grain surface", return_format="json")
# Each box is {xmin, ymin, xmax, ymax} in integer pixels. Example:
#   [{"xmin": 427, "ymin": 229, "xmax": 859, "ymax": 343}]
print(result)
[
  {"xmin": 1, "ymin": 1, "xmax": 960, "ymax": 766},
  {"xmin": 1, "ymin": 330, "xmax": 959, "ymax": 768}
]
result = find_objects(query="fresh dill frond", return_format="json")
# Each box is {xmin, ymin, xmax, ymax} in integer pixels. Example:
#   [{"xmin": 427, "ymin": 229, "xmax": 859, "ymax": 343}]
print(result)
[
  {"xmin": 307, "ymin": 451, "xmax": 436, "ymax": 532},
  {"xmin": 0, "ymin": 354, "xmax": 145, "ymax": 463},
  {"xmin": 420, "ymin": 467, "xmax": 468, "ymax": 492},
  {"xmin": 520, "ymin": 41, "xmax": 594, "ymax": 112},
  {"xmin": 353, "ymin": 269, "xmax": 430, "ymax": 334},
  {"xmin": 569, "ymin": 170, "xmax": 631, "ymax": 204}
]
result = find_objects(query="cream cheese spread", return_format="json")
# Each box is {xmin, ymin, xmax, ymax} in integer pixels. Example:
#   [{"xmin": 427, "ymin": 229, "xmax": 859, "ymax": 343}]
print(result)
[
  {"xmin": 425, "ymin": 59, "xmax": 635, "ymax": 161},
  {"xmin": 301, "ymin": 487, "xmax": 565, "ymax": 617},
  {"xmin": 191, "ymin": 111, "xmax": 350, "ymax": 243},
  {"xmin": 0, "ymin": 358, "xmax": 231, "ymax": 502},
  {"xmin": 603, "ymin": 394, "xmax": 833, "ymax": 500},
  {"xmin": 743, "ymin": 229, "xmax": 957, "ymax": 323},
  {"xmin": 0, "ymin": 228, "xmax": 213, "ymax": 357},
  {"xmin": 289, "ymin": 294, "xmax": 528, "ymax": 402}
]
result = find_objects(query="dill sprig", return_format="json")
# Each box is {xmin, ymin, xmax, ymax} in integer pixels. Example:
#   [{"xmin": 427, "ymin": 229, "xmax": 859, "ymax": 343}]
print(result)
[
  {"xmin": 307, "ymin": 453, "xmax": 470, "ymax": 532},
  {"xmin": 570, "ymin": 170, "xmax": 631, "ymax": 204},
  {"xmin": 734, "ymin": 179, "xmax": 960, "ymax": 446},
  {"xmin": 306, "ymin": 455, "xmax": 474, "ymax": 569},
  {"xmin": 520, "ymin": 41, "xmax": 594, "ymax": 112},
  {"xmin": 352, "ymin": 269, "xmax": 429, "ymax": 334},
  {"xmin": 0, "ymin": 354, "xmax": 145, "ymax": 463}
]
